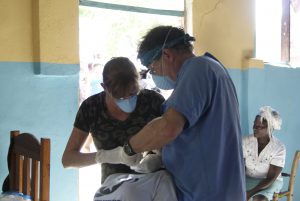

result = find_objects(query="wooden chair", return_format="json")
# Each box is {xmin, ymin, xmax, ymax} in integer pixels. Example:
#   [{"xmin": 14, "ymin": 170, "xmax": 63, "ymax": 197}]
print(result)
[
  {"xmin": 273, "ymin": 150, "xmax": 300, "ymax": 201},
  {"xmin": 8, "ymin": 130, "xmax": 51, "ymax": 201}
]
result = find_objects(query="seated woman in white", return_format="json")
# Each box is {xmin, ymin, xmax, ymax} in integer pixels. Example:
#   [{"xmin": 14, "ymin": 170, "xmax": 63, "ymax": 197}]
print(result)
[{"xmin": 243, "ymin": 106, "xmax": 286, "ymax": 201}]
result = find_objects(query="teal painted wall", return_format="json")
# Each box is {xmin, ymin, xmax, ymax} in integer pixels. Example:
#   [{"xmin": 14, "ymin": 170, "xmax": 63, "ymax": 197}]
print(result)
[
  {"xmin": 0, "ymin": 62, "xmax": 79, "ymax": 201},
  {"xmin": 1, "ymin": 62, "xmax": 299, "ymax": 201},
  {"xmin": 228, "ymin": 65, "xmax": 300, "ymax": 201}
]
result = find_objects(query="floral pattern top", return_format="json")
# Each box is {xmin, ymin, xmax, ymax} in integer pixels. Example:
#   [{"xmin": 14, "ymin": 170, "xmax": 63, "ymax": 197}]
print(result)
[
  {"xmin": 242, "ymin": 134, "xmax": 286, "ymax": 180},
  {"xmin": 74, "ymin": 89, "xmax": 165, "ymax": 183}
]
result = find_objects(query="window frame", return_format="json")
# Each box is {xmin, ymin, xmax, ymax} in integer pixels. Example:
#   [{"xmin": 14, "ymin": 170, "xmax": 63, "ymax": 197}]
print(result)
[
  {"xmin": 79, "ymin": 0, "xmax": 184, "ymax": 17},
  {"xmin": 256, "ymin": 0, "xmax": 299, "ymax": 66},
  {"xmin": 281, "ymin": 0, "xmax": 290, "ymax": 62}
]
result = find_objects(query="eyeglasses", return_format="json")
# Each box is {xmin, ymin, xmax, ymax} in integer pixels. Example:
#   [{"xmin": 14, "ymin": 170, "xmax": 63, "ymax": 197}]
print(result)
[
  {"xmin": 253, "ymin": 125, "xmax": 268, "ymax": 130},
  {"xmin": 149, "ymin": 66, "xmax": 157, "ymax": 75},
  {"xmin": 108, "ymin": 90, "xmax": 140, "ymax": 101},
  {"xmin": 148, "ymin": 59, "xmax": 162, "ymax": 75}
]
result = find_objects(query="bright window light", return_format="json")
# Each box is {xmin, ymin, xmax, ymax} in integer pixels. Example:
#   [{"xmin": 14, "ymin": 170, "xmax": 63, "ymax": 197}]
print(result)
[{"xmin": 255, "ymin": 0, "xmax": 282, "ymax": 63}]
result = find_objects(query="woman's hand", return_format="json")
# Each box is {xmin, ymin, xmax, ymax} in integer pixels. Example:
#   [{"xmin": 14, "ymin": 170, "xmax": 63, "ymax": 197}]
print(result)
[{"xmin": 95, "ymin": 146, "xmax": 142, "ymax": 166}]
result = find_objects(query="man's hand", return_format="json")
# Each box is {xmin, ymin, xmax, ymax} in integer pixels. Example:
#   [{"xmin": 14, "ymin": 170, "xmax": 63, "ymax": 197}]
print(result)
[
  {"xmin": 120, "ymin": 147, "xmax": 143, "ymax": 166},
  {"xmin": 131, "ymin": 152, "xmax": 163, "ymax": 173}
]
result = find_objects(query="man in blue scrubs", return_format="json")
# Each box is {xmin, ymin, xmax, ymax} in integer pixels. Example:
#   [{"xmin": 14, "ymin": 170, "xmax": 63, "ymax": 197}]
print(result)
[{"xmin": 122, "ymin": 26, "xmax": 246, "ymax": 201}]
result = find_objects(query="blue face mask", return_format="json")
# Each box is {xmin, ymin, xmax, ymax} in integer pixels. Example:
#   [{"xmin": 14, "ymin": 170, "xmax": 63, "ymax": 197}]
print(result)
[
  {"xmin": 115, "ymin": 95, "xmax": 137, "ymax": 113},
  {"xmin": 151, "ymin": 74, "xmax": 175, "ymax": 90}
]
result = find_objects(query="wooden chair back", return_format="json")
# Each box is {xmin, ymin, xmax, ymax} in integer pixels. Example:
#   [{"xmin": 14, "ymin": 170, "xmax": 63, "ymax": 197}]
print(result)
[
  {"xmin": 8, "ymin": 130, "xmax": 51, "ymax": 201},
  {"xmin": 273, "ymin": 150, "xmax": 300, "ymax": 201}
]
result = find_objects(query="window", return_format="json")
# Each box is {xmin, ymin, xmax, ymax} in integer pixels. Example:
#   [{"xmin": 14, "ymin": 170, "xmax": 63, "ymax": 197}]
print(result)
[
  {"xmin": 79, "ymin": 0, "xmax": 185, "ymax": 103},
  {"xmin": 255, "ymin": 0, "xmax": 300, "ymax": 67}
]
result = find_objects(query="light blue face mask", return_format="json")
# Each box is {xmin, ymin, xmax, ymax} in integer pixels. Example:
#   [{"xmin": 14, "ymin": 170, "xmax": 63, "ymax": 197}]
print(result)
[
  {"xmin": 151, "ymin": 74, "xmax": 175, "ymax": 90},
  {"xmin": 150, "ymin": 45, "xmax": 176, "ymax": 90},
  {"xmin": 115, "ymin": 95, "xmax": 137, "ymax": 113}
]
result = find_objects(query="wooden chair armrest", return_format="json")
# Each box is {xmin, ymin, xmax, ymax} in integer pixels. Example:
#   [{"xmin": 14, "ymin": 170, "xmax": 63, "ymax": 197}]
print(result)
[{"xmin": 275, "ymin": 191, "xmax": 290, "ymax": 198}]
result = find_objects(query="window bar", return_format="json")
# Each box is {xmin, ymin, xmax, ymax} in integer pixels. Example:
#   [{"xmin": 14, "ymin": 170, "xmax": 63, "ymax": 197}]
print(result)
[
  {"xmin": 281, "ymin": 0, "xmax": 290, "ymax": 62},
  {"xmin": 79, "ymin": 0, "xmax": 184, "ymax": 17}
]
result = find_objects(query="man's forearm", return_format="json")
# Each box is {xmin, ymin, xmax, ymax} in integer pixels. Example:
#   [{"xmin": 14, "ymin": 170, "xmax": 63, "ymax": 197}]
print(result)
[
  {"xmin": 129, "ymin": 117, "xmax": 175, "ymax": 153},
  {"xmin": 129, "ymin": 108, "xmax": 186, "ymax": 153}
]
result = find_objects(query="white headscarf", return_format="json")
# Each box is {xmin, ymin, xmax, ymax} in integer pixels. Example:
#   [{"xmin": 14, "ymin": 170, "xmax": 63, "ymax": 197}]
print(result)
[{"xmin": 258, "ymin": 106, "xmax": 282, "ymax": 136}]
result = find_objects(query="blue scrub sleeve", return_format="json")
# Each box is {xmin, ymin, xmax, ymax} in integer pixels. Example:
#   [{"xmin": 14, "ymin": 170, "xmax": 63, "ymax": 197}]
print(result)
[{"xmin": 165, "ymin": 58, "xmax": 215, "ymax": 128}]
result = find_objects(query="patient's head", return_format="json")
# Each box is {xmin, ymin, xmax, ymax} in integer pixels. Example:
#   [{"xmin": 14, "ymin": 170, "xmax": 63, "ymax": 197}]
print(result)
[{"xmin": 253, "ymin": 106, "xmax": 282, "ymax": 138}]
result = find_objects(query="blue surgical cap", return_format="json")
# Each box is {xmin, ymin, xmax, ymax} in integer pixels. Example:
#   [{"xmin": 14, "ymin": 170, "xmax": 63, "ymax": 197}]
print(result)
[{"xmin": 138, "ymin": 34, "xmax": 195, "ymax": 67}]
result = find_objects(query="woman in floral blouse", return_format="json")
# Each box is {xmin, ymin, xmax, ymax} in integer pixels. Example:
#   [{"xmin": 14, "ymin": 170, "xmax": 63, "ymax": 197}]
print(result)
[
  {"xmin": 243, "ymin": 106, "xmax": 286, "ymax": 201},
  {"xmin": 62, "ymin": 57, "xmax": 177, "ymax": 201}
]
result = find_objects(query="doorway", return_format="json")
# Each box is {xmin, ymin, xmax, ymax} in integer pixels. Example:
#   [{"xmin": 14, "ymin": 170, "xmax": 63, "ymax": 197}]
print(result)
[{"xmin": 78, "ymin": 2, "xmax": 184, "ymax": 200}]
